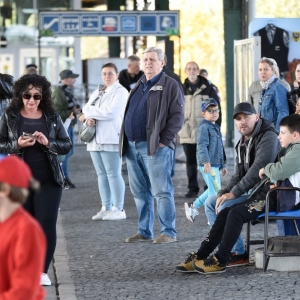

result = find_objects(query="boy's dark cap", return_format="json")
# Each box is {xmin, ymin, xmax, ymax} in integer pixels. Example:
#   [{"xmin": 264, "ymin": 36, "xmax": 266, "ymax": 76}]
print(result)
[
  {"xmin": 59, "ymin": 69, "xmax": 79, "ymax": 80},
  {"xmin": 201, "ymin": 98, "xmax": 219, "ymax": 111},
  {"xmin": 25, "ymin": 64, "xmax": 37, "ymax": 69},
  {"xmin": 233, "ymin": 102, "xmax": 256, "ymax": 119},
  {"xmin": 200, "ymin": 69, "xmax": 207, "ymax": 75}
]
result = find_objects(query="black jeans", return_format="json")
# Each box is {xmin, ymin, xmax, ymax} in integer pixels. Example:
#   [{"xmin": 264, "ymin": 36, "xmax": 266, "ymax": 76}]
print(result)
[
  {"xmin": 182, "ymin": 143, "xmax": 199, "ymax": 192},
  {"xmin": 24, "ymin": 160, "xmax": 63, "ymax": 273},
  {"xmin": 196, "ymin": 199, "xmax": 264, "ymax": 264}
]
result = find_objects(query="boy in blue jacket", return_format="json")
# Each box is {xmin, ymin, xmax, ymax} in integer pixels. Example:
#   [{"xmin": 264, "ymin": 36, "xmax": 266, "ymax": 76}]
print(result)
[{"xmin": 185, "ymin": 98, "xmax": 227, "ymax": 222}]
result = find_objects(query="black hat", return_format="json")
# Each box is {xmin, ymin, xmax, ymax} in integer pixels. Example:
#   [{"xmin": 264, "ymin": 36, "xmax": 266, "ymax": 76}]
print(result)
[
  {"xmin": 200, "ymin": 69, "xmax": 208, "ymax": 75},
  {"xmin": 25, "ymin": 64, "xmax": 38, "ymax": 69},
  {"xmin": 59, "ymin": 69, "xmax": 79, "ymax": 80},
  {"xmin": 233, "ymin": 102, "xmax": 256, "ymax": 119}
]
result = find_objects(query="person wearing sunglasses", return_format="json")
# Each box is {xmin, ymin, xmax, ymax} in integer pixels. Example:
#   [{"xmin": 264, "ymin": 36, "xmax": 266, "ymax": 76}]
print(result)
[{"xmin": 0, "ymin": 74, "xmax": 72, "ymax": 286}]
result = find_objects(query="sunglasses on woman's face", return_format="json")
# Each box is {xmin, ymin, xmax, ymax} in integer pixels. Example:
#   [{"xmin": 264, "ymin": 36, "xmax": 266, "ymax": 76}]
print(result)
[{"xmin": 22, "ymin": 93, "xmax": 42, "ymax": 100}]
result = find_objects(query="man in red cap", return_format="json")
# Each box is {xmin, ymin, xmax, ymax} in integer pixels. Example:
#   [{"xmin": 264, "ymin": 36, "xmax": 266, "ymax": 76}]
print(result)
[{"xmin": 0, "ymin": 156, "xmax": 46, "ymax": 300}]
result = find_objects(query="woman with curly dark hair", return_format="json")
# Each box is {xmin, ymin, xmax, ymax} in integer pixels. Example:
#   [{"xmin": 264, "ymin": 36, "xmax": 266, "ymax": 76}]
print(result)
[{"xmin": 0, "ymin": 74, "xmax": 72, "ymax": 286}]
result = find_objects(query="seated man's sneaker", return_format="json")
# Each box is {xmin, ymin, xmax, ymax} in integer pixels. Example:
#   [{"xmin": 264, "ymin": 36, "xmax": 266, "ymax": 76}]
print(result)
[
  {"xmin": 153, "ymin": 234, "xmax": 176, "ymax": 244},
  {"xmin": 176, "ymin": 251, "xmax": 198, "ymax": 273},
  {"xmin": 227, "ymin": 251, "xmax": 249, "ymax": 268},
  {"xmin": 193, "ymin": 255, "xmax": 226, "ymax": 274},
  {"xmin": 40, "ymin": 273, "xmax": 51, "ymax": 286},
  {"xmin": 102, "ymin": 207, "xmax": 126, "ymax": 220},
  {"xmin": 125, "ymin": 233, "xmax": 153, "ymax": 243},
  {"xmin": 184, "ymin": 202, "xmax": 199, "ymax": 222},
  {"xmin": 92, "ymin": 206, "xmax": 110, "ymax": 221}
]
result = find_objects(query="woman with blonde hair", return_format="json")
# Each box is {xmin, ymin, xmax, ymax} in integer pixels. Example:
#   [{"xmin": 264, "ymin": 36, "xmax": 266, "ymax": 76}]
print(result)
[{"xmin": 258, "ymin": 57, "xmax": 289, "ymax": 131}]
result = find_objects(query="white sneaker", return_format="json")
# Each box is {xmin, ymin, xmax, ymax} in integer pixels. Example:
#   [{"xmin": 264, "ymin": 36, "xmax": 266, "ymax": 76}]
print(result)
[
  {"xmin": 91, "ymin": 206, "xmax": 110, "ymax": 221},
  {"xmin": 40, "ymin": 273, "xmax": 51, "ymax": 286},
  {"xmin": 184, "ymin": 202, "xmax": 199, "ymax": 223},
  {"xmin": 102, "ymin": 207, "xmax": 126, "ymax": 220}
]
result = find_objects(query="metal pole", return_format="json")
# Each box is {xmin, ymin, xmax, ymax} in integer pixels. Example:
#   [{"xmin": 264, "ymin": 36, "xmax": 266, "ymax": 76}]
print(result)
[{"xmin": 248, "ymin": 0, "xmax": 256, "ymax": 29}]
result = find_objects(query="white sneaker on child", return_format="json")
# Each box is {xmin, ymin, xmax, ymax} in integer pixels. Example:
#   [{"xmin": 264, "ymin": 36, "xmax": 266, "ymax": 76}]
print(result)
[
  {"xmin": 184, "ymin": 202, "xmax": 199, "ymax": 222},
  {"xmin": 92, "ymin": 206, "xmax": 110, "ymax": 220},
  {"xmin": 102, "ymin": 206, "xmax": 126, "ymax": 220},
  {"xmin": 40, "ymin": 273, "xmax": 51, "ymax": 286}
]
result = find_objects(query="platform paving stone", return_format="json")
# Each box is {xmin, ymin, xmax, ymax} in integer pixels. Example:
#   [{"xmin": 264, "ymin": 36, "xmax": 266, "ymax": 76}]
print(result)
[{"xmin": 51, "ymin": 144, "xmax": 300, "ymax": 300}]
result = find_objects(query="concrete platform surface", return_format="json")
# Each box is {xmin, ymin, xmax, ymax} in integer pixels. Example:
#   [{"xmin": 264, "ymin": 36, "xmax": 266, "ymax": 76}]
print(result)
[{"xmin": 44, "ymin": 144, "xmax": 300, "ymax": 300}]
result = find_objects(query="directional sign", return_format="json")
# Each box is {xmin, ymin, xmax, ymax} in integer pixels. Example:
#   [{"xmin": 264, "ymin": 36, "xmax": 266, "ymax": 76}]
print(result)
[{"xmin": 39, "ymin": 11, "xmax": 179, "ymax": 37}]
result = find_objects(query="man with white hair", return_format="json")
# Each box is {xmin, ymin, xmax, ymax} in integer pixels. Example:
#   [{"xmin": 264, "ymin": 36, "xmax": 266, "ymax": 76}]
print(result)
[{"xmin": 119, "ymin": 47, "xmax": 184, "ymax": 244}]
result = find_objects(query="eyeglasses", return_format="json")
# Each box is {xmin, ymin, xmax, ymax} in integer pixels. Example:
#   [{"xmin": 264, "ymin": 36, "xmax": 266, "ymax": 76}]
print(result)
[
  {"xmin": 185, "ymin": 68, "xmax": 199, "ymax": 71},
  {"xmin": 102, "ymin": 72, "xmax": 117, "ymax": 76},
  {"xmin": 206, "ymin": 109, "xmax": 220, "ymax": 114},
  {"xmin": 22, "ymin": 93, "xmax": 42, "ymax": 100}
]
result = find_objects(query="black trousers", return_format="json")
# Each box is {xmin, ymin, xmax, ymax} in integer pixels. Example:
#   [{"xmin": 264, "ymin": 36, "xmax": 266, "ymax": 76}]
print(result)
[
  {"xmin": 182, "ymin": 143, "xmax": 199, "ymax": 192},
  {"xmin": 24, "ymin": 160, "xmax": 62, "ymax": 273},
  {"xmin": 196, "ymin": 199, "xmax": 264, "ymax": 264}
]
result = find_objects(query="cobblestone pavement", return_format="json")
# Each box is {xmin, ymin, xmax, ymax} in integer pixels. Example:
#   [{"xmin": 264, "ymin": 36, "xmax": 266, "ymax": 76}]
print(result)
[{"xmin": 49, "ymin": 144, "xmax": 300, "ymax": 300}]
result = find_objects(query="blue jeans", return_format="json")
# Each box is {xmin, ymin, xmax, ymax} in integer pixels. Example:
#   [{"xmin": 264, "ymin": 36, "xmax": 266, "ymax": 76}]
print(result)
[
  {"xmin": 62, "ymin": 127, "xmax": 74, "ymax": 179},
  {"xmin": 204, "ymin": 194, "xmax": 249, "ymax": 254},
  {"xmin": 90, "ymin": 151, "xmax": 125, "ymax": 210},
  {"xmin": 126, "ymin": 141, "xmax": 176, "ymax": 239},
  {"xmin": 194, "ymin": 166, "xmax": 221, "ymax": 208}
]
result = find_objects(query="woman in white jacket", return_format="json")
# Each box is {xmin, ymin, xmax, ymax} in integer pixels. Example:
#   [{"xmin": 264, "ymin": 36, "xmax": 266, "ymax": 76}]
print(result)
[{"xmin": 79, "ymin": 63, "xmax": 128, "ymax": 221}]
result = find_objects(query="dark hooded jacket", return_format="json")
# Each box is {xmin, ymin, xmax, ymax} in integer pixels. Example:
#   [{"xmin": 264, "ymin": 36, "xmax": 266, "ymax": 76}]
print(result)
[
  {"xmin": 0, "ymin": 74, "xmax": 13, "ymax": 116},
  {"xmin": 218, "ymin": 118, "xmax": 280, "ymax": 200}
]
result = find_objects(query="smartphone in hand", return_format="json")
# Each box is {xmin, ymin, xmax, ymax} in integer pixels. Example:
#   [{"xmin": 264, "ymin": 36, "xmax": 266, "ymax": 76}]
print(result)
[{"xmin": 22, "ymin": 132, "xmax": 35, "ymax": 140}]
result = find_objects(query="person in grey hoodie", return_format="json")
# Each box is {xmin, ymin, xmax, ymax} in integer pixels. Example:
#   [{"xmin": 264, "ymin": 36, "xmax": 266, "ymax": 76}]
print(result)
[{"xmin": 203, "ymin": 102, "xmax": 280, "ymax": 267}]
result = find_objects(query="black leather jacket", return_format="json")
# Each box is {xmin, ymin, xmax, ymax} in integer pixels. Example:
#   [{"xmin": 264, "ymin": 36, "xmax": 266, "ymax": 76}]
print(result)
[{"xmin": 0, "ymin": 109, "xmax": 72, "ymax": 186}]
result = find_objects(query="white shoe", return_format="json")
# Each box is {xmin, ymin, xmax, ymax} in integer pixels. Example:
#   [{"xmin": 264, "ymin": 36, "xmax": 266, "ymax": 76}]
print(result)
[
  {"xmin": 102, "ymin": 207, "xmax": 126, "ymax": 220},
  {"xmin": 92, "ymin": 206, "xmax": 110, "ymax": 220},
  {"xmin": 40, "ymin": 273, "xmax": 51, "ymax": 286},
  {"xmin": 184, "ymin": 202, "xmax": 199, "ymax": 223}
]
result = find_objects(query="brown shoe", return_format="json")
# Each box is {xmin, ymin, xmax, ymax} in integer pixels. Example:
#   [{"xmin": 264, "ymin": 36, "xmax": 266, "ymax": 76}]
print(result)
[
  {"xmin": 125, "ymin": 233, "xmax": 153, "ymax": 243},
  {"xmin": 153, "ymin": 234, "xmax": 177, "ymax": 244}
]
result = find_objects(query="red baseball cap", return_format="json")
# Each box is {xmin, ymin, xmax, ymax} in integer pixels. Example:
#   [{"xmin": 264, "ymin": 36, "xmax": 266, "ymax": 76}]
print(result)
[{"xmin": 0, "ymin": 156, "xmax": 33, "ymax": 188}]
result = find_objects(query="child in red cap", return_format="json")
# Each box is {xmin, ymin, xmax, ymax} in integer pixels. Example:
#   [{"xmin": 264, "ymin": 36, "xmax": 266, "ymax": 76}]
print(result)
[{"xmin": 0, "ymin": 156, "xmax": 46, "ymax": 300}]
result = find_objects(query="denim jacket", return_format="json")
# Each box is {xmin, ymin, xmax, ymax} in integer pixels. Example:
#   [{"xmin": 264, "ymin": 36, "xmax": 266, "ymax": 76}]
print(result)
[
  {"xmin": 258, "ymin": 78, "xmax": 289, "ymax": 132},
  {"xmin": 196, "ymin": 119, "xmax": 226, "ymax": 168}
]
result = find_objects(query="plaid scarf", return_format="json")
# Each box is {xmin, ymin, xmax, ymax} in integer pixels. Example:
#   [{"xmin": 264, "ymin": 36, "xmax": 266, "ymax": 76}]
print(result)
[{"xmin": 260, "ymin": 74, "xmax": 276, "ymax": 90}]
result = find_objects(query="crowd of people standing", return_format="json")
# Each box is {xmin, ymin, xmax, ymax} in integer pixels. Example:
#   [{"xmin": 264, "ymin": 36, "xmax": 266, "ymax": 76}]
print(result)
[{"xmin": 1, "ymin": 47, "xmax": 300, "ymax": 299}]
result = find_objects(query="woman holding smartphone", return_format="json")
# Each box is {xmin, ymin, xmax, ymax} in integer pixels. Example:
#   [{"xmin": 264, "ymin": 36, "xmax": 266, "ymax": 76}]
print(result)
[{"xmin": 0, "ymin": 74, "xmax": 71, "ymax": 286}]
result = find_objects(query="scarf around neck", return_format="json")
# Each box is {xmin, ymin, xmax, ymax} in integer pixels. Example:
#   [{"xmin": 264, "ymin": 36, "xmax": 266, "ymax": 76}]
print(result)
[{"xmin": 260, "ymin": 73, "xmax": 276, "ymax": 90}]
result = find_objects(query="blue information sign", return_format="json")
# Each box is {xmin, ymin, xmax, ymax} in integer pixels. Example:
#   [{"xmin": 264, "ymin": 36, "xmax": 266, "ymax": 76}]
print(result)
[{"xmin": 39, "ymin": 11, "xmax": 179, "ymax": 36}]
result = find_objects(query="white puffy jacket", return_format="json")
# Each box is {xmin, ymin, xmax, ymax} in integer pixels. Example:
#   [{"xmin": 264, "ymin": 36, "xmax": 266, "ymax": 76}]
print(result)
[{"xmin": 82, "ymin": 80, "xmax": 128, "ymax": 151}]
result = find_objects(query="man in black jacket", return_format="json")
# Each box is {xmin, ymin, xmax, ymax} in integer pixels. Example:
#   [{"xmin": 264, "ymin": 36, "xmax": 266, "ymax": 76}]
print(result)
[
  {"xmin": 176, "ymin": 102, "xmax": 280, "ymax": 274},
  {"xmin": 118, "ymin": 55, "xmax": 144, "ymax": 92},
  {"xmin": 0, "ymin": 73, "xmax": 13, "ymax": 117}
]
